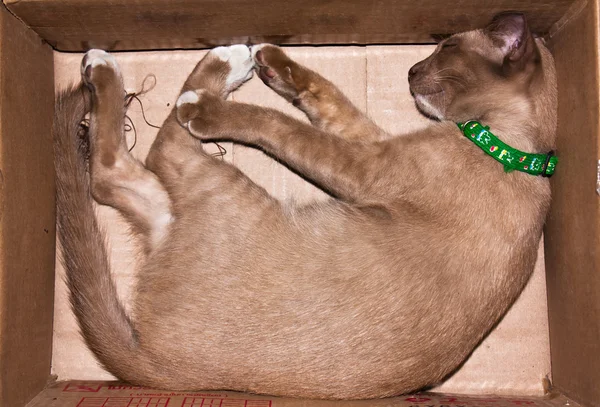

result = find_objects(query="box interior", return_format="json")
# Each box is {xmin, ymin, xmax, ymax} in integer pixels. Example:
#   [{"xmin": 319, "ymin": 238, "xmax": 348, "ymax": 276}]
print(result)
[
  {"xmin": 51, "ymin": 46, "xmax": 553, "ymax": 397},
  {"xmin": 0, "ymin": 1, "xmax": 598, "ymax": 406}
]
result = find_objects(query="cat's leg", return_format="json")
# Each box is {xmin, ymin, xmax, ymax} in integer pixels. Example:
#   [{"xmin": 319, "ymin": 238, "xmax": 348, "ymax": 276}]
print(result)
[
  {"xmin": 145, "ymin": 45, "xmax": 255, "ymax": 189},
  {"xmin": 176, "ymin": 91, "xmax": 387, "ymax": 204},
  {"xmin": 146, "ymin": 45, "xmax": 278, "ymax": 228},
  {"xmin": 82, "ymin": 49, "xmax": 172, "ymax": 252},
  {"xmin": 251, "ymin": 44, "xmax": 389, "ymax": 142}
]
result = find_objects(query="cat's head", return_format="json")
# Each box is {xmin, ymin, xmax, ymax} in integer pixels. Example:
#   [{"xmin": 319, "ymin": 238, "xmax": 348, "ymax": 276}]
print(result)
[{"xmin": 408, "ymin": 13, "xmax": 555, "ymax": 124}]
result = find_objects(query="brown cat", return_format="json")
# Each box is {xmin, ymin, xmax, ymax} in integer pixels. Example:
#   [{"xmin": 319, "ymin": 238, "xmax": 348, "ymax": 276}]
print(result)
[{"xmin": 54, "ymin": 13, "xmax": 557, "ymax": 399}]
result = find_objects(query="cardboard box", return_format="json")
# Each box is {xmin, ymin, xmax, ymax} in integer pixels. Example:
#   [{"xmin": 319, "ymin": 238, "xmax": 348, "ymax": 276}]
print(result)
[{"xmin": 0, "ymin": 0, "xmax": 597, "ymax": 406}]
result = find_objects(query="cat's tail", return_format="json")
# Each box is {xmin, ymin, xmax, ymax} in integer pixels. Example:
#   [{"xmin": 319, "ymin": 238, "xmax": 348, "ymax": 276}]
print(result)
[{"xmin": 54, "ymin": 85, "xmax": 155, "ymax": 383}]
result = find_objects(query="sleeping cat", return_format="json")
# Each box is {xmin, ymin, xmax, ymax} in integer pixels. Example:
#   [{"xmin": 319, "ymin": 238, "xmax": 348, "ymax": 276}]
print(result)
[{"xmin": 54, "ymin": 13, "xmax": 557, "ymax": 399}]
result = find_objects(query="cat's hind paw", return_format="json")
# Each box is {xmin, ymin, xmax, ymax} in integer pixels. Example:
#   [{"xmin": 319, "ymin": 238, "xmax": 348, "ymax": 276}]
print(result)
[
  {"xmin": 81, "ymin": 49, "xmax": 121, "ymax": 88},
  {"xmin": 210, "ymin": 45, "xmax": 254, "ymax": 94},
  {"xmin": 183, "ymin": 44, "xmax": 254, "ymax": 99}
]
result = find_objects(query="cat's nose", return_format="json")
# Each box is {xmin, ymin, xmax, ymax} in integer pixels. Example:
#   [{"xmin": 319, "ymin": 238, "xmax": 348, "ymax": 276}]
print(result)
[{"xmin": 408, "ymin": 64, "xmax": 420, "ymax": 79}]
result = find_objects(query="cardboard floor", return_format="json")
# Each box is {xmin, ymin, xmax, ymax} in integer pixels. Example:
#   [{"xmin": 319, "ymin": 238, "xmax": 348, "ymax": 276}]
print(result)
[{"xmin": 53, "ymin": 47, "xmax": 552, "ymax": 397}]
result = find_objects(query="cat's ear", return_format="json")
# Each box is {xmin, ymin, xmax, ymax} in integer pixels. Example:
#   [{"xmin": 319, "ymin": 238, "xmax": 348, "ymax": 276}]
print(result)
[{"xmin": 485, "ymin": 13, "xmax": 537, "ymax": 72}]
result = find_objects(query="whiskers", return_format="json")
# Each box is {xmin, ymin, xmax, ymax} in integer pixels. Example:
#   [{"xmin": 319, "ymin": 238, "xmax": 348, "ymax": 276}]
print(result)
[{"xmin": 432, "ymin": 68, "xmax": 468, "ymax": 90}]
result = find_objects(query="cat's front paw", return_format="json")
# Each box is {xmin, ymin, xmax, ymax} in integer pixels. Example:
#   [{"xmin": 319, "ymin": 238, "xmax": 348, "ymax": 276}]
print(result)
[
  {"xmin": 81, "ymin": 49, "xmax": 122, "ymax": 91},
  {"xmin": 176, "ymin": 89, "xmax": 224, "ymax": 138},
  {"xmin": 251, "ymin": 44, "xmax": 305, "ymax": 101}
]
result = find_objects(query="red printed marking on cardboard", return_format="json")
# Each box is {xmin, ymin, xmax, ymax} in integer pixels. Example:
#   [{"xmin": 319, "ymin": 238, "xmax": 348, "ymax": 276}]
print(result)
[
  {"xmin": 64, "ymin": 383, "xmax": 103, "ymax": 392},
  {"xmin": 77, "ymin": 396, "xmax": 170, "ymax": 407},
  {"xmin": 182, "ymin": 398, "xmax": 272, "ymax": 407},
  {"xmin": 108, "ymin": 385, "xmax": 148, "ymax": 390},
  {"xmin": 408, "ymin": 396, "xmax": 540, "ymax": 405},
  {"xmin": 439, "ymin": 398, "xmax": 536, "ymax": 405}
]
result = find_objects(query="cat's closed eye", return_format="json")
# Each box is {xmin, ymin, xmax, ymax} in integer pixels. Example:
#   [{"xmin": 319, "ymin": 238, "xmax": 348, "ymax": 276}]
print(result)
[{"xmin": 441, "ymin": 42, "xmax": 458, "ymax": 49}]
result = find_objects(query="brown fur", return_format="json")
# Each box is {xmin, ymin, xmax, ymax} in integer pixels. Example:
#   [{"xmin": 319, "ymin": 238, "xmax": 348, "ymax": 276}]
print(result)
[{"xmin": 54, "ymin": 14, "xmax": 557, "ymax": 399}]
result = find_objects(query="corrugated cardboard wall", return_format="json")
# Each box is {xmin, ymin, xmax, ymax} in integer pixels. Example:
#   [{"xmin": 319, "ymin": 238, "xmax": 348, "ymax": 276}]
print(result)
[
  {"xmin": 53, "ymin": 47, "xmax": 551, "ymax": 396},
  {"xmin": 0, "ymin": 5, "xmax": 55, "ymax": 407},
  {"xmin": 545, "ymin": 0, "xmax": 600, "ymax": 405},
  {"xmin": 3, "ymin": 0, "xmax": 578, "ymax": 51}
]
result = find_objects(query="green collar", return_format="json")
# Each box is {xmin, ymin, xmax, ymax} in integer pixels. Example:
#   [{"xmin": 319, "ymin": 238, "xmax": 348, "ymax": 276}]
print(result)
[{"xmin": 457, "ymin": 121, "xmax": 557, "ymax": 177}]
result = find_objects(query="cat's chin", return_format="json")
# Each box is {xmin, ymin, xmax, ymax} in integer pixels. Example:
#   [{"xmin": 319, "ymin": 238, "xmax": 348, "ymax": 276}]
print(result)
[{"xmin": 414, "ymin": 92, "xmax": 445, "ymax": 121}]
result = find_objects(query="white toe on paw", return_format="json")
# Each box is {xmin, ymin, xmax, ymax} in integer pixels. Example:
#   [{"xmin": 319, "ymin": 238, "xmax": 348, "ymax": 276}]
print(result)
[
  {"xmin": 226, "ymin": 45, "xmax": 254, "ymax": 87},
  {"xmin": 90, "ymin": 58, "xmax": 107, "ymax": 67},
  {"xmin": 82, "ymin": 49, "xmax": 119, "ymax": 74},
  {"xmin": 212, "ymin": 46, "xmax": 232, "ymax": 62},
  {"xmin": 176, "ymin": 90, "xmax": 200, "ymax": 107},
  {"xmin": 229, "ymin": 44, "xmax": 251, "ymax": 60}
]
